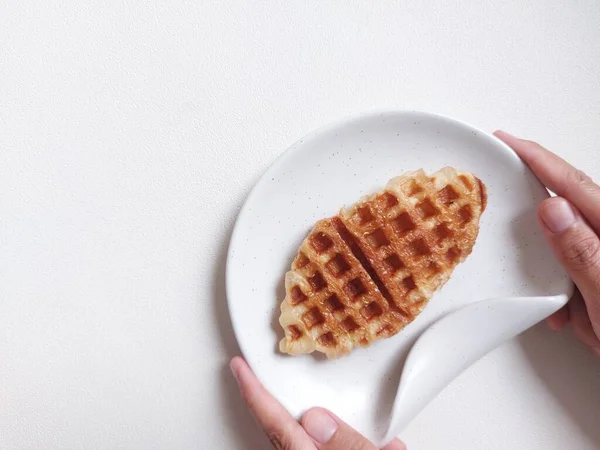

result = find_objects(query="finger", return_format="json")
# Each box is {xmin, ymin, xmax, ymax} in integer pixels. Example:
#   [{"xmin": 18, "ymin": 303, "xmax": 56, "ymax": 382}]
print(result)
[
  {"xmin": 547, "ymin": 290, "xmax": 577, "ymax": 330},
  {"xmin": 381, "ymin": 438, "xmax": 408, "ymax": 450},
  {"xmin": 494, "ymin": 130, "xmax": 600, "ymax": 232},
  {"xmin": 302, "ymin": 407, "xmax": 378, "ymax": 450},
  {"xmin": 547, "ymin": 304, "xmax": 569, "ymax": 331},
  {"xmin": 230, "ymin": 357, "xmax": 316, "ymax": 450},
  {"xmin": 568, "ymin": 293, "xmax": 600, "ymax": 351},
  {"xmin": 537, "ymin": 197, "xmax": 600, "ymax": 339}
]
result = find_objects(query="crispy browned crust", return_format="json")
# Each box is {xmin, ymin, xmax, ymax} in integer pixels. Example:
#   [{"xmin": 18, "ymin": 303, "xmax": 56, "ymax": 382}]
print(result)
[{"xmin": 279, "ymin": 167, "xmax": 487, "ymax": 358}]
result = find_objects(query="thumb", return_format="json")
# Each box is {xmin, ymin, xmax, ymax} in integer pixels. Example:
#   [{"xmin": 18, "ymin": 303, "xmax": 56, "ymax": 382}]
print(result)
[
  {"xmin": 302, "ymin": 408, "xmax": 405, "ymax": 450},
  {"xmin": 538, "ymin": 197, "xmax": 600, "ymax": 337}
]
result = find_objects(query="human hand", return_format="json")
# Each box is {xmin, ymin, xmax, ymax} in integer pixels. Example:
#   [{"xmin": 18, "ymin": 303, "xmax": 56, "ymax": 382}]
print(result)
[
  {"xmin": 494, "ymin": 131, "xmax": 600, "ymax": 357},
  {"xmin": 230, "ymin": 356, "xmax": 407, "ymax": 450}
]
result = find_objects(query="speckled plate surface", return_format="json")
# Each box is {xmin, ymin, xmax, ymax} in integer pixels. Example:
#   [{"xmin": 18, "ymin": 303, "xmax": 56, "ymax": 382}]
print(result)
[{"xmin": 226, "ymin": 111, "xmax": 571, "ymax": 443}]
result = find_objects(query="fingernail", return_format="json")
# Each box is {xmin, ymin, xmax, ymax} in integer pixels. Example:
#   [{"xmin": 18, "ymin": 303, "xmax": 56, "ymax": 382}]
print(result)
[
  {"xmin": 229, "ymin": 360, "xmax": 241, "ymax": 384},
  {"xmin": 303, "ymin": 409, "xmax": 338, "ymax": 444},
  {"xmin": 540, "ymin": 199, "xmax": 576, "ymax": 234},
  {"xmin": 494, "ymin": 130, "xmax": 520, "ymax": 141}
]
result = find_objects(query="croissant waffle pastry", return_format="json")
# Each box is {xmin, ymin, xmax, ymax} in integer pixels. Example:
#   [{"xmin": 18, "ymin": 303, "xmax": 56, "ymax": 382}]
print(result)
[{"xmin": 278, "ymin": 167, "xmax": 487, "ymax": 359}]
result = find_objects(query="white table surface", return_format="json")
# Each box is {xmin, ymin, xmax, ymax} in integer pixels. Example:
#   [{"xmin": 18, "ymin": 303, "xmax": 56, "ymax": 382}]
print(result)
[{"xmin": 1, "ymin": 2, "xmax": 600, "ymax": 449}]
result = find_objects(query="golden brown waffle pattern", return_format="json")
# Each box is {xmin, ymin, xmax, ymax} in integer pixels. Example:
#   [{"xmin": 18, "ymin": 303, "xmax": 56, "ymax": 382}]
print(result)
[{"xmin": 279, "ymin": 167, "xmax": 487, "ymax": 359}]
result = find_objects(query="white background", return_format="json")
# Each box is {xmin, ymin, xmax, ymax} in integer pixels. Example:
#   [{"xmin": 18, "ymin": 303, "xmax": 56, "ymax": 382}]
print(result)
[{"xmin": 1, "ymin": 1, "xmax": 599, "ymax": 449}]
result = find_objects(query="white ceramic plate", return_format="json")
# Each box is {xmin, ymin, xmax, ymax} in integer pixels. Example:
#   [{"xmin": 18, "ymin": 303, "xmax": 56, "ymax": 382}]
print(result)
[{"xmin": 226, "ymin": 111, "xmax": 571, "ymax": 444}]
